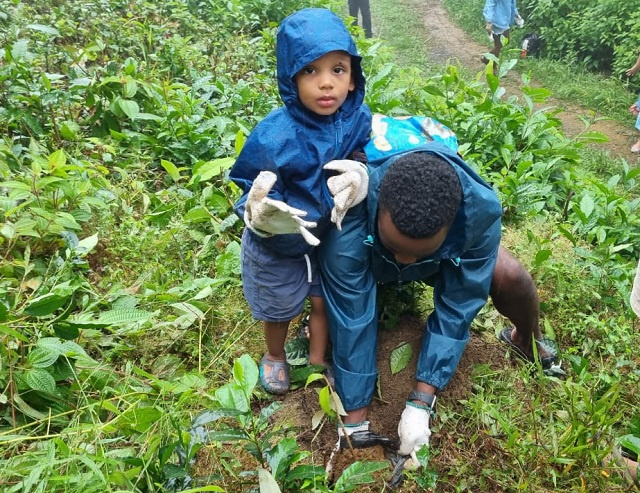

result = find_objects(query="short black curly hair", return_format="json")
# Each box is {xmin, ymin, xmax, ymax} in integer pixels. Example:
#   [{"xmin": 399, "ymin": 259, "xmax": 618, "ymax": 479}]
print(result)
[{"xmin": 379, "ymin": 152, "xmax": 462, "ymax": 238}]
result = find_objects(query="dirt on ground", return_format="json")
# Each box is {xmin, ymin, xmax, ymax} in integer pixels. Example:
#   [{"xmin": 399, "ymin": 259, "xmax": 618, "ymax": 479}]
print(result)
[{"xmin": 279, "ymin": 315, "xmax": 512, "ymax": 491}]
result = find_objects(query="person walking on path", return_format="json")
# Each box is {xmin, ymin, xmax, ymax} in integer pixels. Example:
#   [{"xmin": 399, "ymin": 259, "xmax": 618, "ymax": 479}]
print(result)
[{"xmin": 482, "ymin": 0, "xmax": 523, "ymax": 72}]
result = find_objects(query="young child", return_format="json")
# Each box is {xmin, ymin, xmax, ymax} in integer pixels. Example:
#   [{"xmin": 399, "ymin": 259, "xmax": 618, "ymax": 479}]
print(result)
[
  {"xmin": 482, "ymin": 0, "xmax": 523, "ymax": 71},
  {"xmin": 229, "ymin": 8, "xmax": 371, "ymax": 394},
  {"xmin": 626, "ymin": 52, "xmax": 640, "ymax": 153}
]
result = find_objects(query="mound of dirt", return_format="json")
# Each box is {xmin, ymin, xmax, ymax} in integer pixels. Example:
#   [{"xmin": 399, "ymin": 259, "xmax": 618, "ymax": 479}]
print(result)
[{"xmin": 280, "ymin": 314, "xmax": 512, "ymax": 491}]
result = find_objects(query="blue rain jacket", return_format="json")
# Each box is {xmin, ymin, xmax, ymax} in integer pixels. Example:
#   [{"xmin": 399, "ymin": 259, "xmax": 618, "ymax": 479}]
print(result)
[
  {"xmin": 319, "ymin": 117, "xmax": 502, "ymax": 410},
  {"xmin": 229, "ymin": 8, "xmax": 372, "ymax": 258},
  {"xmin": 483, "ymin": 0, "xmax": 518, "ymax": 32}
]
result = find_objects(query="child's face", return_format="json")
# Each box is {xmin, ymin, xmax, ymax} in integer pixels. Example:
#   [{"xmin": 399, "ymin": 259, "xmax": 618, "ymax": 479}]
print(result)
[{"xmin": 295, "ymin": 50, "xmax": 355, "ymax": 116}]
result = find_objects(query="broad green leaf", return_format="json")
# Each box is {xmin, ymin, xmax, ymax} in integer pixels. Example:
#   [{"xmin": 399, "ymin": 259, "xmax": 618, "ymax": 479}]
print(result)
[
  {"xmin": 258, "ymin": 468, "xmax": 281, "ymax": 493},
  {"xmin": 333, "ymin": 461, "xmax": 390, "ymax": 492},
  {"xmin": 191, "ymin": 157, "xmax": 234, "ymax": 183},
  {"xmin": 26, "ymin": 24, "xmax": 60, "ymax": 36},
  {"xmin": 76, "ymin": 233, "xmax": 99, "ymax": 255},
  {"xmin": 25, "ymin": 368, "xmax": 56, "ymax": 394},
  {"xmin": 61, "ymin": 340, "xmax": 89, "ymax": 358},
  {"xmin": 119, "ymin": 99, "xmax": 139, "ymax": 120},
  {"xmin": 118, "ymin": 405, "xmax": 162, "ymax": 433},
  {"xmin": 123, "ymin": 80, "xmax": 138, "ymax": 98},
  {"xmin": 233, "ymin": 354, "xmax": 259, "ymax": 393},
  {"xmin": 0, "ymin": 324, "xmax": 29, "ymax": 342},
  {"xmin": 36, "ymin": 337, "xmax": 65, "ymax": 355},
  {"xmin": 96, "ymin": 308, "xmax": 153, "ymax": 326},
  {"xmin": 207, "ymin": 428, "xmax": 250, "ymax": 442},
  {"xmin": 579, "ymin": 194, "xmax": 594, "ymax": 218},
  {"xmin": 214, "ymin": 383, "xmax": 249, "ymax": 412},
  {"xmin": 234, "ymin": 129, "xmax": 245, "ymax": 156},
  {"xmin": 1, "ymin": 222, "xmax": 16, "ymax": 239},
  {"xmin": 318, "ymin": 385, "xmax": 334, "ymax": 417},
  {"xmin": 183, "ymin": 206, "xmax": 211, "ymax": 223},
  {"xmin": 54, "ymin": 211, "xmax": 81, "ymax": 230},
  {"xmin": 48, "ymin": 149, "xmax": 66, "ymax": 169},
  {"xmin": 13, "ymin": 394, "xmax": 47, "ymax": 419},
  {"xmin": 160, "ymin": 159, "xmax": 181, "ymax": 183},
  {"xmin": 24, "ymin": 293, "xmax": 70, "ymax": 317},
  {"xmin": 1, "ymin": 180, "xmax": 31, "ymax": 191},
  {"xmin": 390, "ymin": 342, "xmax": 412, "ymax": 375},
  {"xmin": 620, "ymin": 435, "xmax": 640, "ymax": 456},
  {"xmin": 191, "ymin": 409, "xmax": 244, "ymax": 428},
  {"xmin": 28, "ymin": 347, "xmax": 59, "ymax": 368}
]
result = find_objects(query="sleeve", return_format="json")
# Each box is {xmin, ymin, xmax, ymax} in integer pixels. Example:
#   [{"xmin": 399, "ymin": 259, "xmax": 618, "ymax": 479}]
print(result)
[
  {"xmin": 228, "ymin": 128, "xmax": 285, "ymax": 221},
  {"xmin": 414, "ymin": 219, "xmax": 501, "ymax": 389},
  {"xmin": 483, "ymin": 0, "xmax": 496, "ymax": 22}
]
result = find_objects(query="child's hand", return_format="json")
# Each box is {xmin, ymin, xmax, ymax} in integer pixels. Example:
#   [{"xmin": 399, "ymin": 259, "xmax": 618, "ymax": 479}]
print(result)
[
  {"xmin": 324, "ymin": 160, "xmax": 369, "ymax": 230},
  {"xmin": 244, "ymin": 171, "xmax": 320, "ymax": 245},
  {"xmin": 630, "ymin": 103, "xmax": 640, "ymax": 117}
]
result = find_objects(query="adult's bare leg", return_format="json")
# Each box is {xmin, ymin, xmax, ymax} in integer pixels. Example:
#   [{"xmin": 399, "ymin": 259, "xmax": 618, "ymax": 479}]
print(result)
[{"xmin": 489, "ymin": 246, "xmax": 549, "ymax": 358}]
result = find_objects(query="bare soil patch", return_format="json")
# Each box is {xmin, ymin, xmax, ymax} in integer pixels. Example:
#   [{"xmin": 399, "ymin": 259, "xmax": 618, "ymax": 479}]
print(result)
[{"xmin": 279, "ymin": 315, "xmax": 513, "ymax": 491}]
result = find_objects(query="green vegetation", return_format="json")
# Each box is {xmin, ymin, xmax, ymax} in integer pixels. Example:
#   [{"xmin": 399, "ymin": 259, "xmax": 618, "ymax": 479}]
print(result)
[
  {"xmin": 442, "ymin": 0, "xmax": 640, "ymax": 126},
  {"xmin": 1, "ymin": 0, "xmax": 639, "ymax": 491}
]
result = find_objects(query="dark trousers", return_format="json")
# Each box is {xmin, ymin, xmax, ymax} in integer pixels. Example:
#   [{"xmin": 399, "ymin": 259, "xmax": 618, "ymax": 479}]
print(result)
[{"xmin": 348, "ymin": 0, "xmax": 372, "ymax": 38}]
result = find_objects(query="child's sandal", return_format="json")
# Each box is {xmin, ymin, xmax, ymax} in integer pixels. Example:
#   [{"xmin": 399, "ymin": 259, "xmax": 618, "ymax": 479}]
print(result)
[{"xmin": 259, "ymin": 354, "xmax": 290, "ymax": 395}]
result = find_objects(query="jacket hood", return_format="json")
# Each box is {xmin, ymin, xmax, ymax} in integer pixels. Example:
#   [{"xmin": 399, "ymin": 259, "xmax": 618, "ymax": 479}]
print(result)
[{"xmin": 276, "ymin": 8, "xmax": 366, "ymax": 125}]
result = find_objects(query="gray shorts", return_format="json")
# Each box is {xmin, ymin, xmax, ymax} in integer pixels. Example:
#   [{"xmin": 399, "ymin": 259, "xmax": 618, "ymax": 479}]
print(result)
[{"xmin": 240, "ymin": 229, "xmax": 323, "ymax": 322}]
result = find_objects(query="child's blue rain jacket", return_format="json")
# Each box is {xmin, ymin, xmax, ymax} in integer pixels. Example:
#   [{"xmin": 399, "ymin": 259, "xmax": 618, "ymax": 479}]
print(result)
[{"xmin": 229, "ymin": 8, "xmax": 372, "ymax": 258}]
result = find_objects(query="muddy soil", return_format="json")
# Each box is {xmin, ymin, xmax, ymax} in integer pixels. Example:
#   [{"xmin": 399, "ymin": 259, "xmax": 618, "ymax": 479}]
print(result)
[{"xmin": 280, "ymin": 315, "xmax": 513, "ymax": 492}]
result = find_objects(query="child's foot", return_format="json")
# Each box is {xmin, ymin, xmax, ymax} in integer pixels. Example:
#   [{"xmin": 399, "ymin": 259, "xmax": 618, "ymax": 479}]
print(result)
[
  {"xmin": 259, "ymin": 354, "xmax": 290, "ymax": 395},
  {"xmin": 631, "ymin": 141, "xmax": 640, "ymax": 153}
]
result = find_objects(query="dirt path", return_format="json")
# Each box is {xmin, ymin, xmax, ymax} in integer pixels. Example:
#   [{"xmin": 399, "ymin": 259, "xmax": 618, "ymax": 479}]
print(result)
[{"xmin": 386, "ymin": 0, "xmax": 640, "ymax": 164}]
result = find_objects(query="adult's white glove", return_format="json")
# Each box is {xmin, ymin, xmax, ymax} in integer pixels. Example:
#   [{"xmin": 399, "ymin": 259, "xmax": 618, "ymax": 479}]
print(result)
[
  {"xmin": 244, "ymin": 171, "xmax": 320, "ymax": 246},
  {"xmin": 398, "ymin": 403, "xmax": 432, "ymax": 470},
  {"xmin": 323, "ymin": 160, "xmax": 369, "ymax": 230},
  {"xmin": 515, "ymin": 14, "xmax": 524, "ymax": 28}
]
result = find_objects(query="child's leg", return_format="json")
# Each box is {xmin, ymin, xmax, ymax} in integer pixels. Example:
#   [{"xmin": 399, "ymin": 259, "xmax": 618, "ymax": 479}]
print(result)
[
  {"xmin": 263, "ymin": 320, "xmax": 290, "ymax": 361},
  {"xmin": 260, "ymin": 320, "xmax": 291, "ymax": 394},
  {"xmin": 308, "ymin": 295, "xmax": 329, "ymax": 366}
]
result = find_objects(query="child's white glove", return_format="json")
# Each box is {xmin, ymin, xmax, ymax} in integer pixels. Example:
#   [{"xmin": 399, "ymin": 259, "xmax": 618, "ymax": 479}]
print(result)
[
  {"xmin": 323, "ymin": 160, "xmax": 369, "ymax": 230},
  {"xmin": 398, "ymin": 402, "xmax": 432, "ymax": 470},
  {"xmin": 515, "ymin": 14, "xmax": 524, "ymax": 28},
  {"xmin": 244, "ymin": 171, "xmax": 320, "ymax": 246}
]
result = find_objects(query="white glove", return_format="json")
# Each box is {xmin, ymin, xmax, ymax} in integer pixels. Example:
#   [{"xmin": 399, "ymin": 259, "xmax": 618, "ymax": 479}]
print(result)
[
  {"xmin": 515, "ymin": 14, "xmax": 524, "ymax": 28},
  {"xmin": 244, "ymin": 171, "xmax": 320, "ymax": 246},
  {"xmin": 323, "ymin": 160, "xmax": 369, "ymax": 230},
  {"xmin": 398, "ymin": 403, "xmax": 432, "ymax": 470}
]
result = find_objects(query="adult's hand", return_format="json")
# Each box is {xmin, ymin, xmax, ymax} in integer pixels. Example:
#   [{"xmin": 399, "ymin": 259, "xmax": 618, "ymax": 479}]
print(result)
[
  {"xmin": 398, "ymin": 403, "xmax": 432, "ymax": 470},
  {"xmin": 324, "ymin": 159, "xmax": 369, "ymax": 230},
  {"xmin": 244, "ymin": 171, "xmax": 320, "ymax": 246}
]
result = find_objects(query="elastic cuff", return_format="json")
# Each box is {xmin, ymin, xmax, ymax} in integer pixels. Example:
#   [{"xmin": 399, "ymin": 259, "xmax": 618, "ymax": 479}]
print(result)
[{"xmin": 406, "ymin": 401, "xmax": 436, "ymax": 417}]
